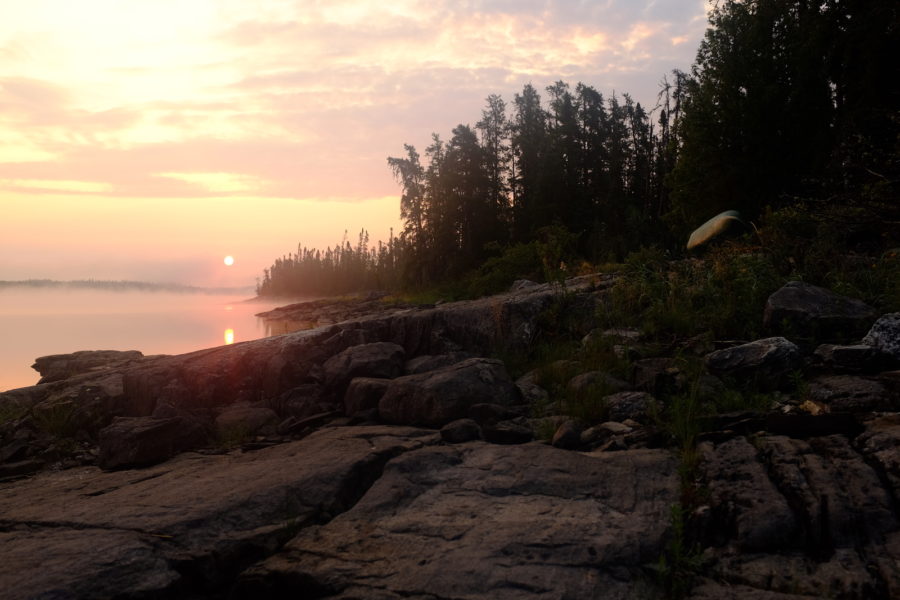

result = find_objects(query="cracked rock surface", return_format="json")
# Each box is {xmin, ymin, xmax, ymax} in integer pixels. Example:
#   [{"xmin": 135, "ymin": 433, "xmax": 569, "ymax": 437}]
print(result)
[
  {"xmin": 238, "ymin": 443, "xmax": 678, "ymax": 599},
  {"xmin": 694, "ymin": 422, "xmax": 900, "ymax": 599},
  {"xmin": 0, "ymin": 426, "xmax": 436, "ymax": 598}
]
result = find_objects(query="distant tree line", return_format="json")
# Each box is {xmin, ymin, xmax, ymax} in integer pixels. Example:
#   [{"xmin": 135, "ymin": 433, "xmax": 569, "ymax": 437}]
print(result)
[
  {"xmin": 255, "ymin": 230, "xmax": 402, "ymax": 296},
  {"xmin": 258, "ymin": 0, "xmax": 898, "ymax": 296}
]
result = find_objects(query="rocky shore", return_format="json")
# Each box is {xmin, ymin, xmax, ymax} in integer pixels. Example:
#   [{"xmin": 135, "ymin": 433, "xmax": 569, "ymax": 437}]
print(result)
[{"xmin": 1, "ymin": 274, "xmax": 898, "ymax": 598}]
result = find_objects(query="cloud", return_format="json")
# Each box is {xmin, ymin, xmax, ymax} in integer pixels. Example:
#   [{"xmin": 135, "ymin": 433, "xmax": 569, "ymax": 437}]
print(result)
[{"xmin": 0, "ymin": 0, "xmax": 710, "ymax": 203}]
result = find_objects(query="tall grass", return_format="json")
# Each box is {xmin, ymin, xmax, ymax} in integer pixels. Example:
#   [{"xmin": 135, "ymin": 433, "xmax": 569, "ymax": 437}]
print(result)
[{"xmin": 603, "ymin": 244, "xmax": 783, "ymax": 341}]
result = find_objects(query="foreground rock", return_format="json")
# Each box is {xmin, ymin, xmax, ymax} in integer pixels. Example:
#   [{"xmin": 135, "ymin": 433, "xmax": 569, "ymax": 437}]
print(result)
[
  {"xmin": 696, "ymin": 426, "xmax": 900, "ymax": 598},
  {"xmin": 238, "ymin": 443, "xmax": 678, "ymax": 599},
  {"xmin": 322, "ymin": 342, "xmax": 405, "ymax": 395},
  {"xmin": 0, "ymin": 426, "xmax": 436, "ymax": 597},
  {"xmin": 98, "ymin": 416, "xmax": 208, "ymax": 470},
  {"xmin": 863, "ymin": 312, "xmax": 900, "ymax": 362},
  {"xmin": 813, "ymin": 343, "xmax": 890, "ymax": 373},
  {"xmin": 83, "ymin": 273, "xmax": 607, "ymax": 422},
  {"xmin": 763, "ymin": 281, "xmax": 877, "ymax": 344},
  {"xmin": 808, "ymin": 375, "xmax": 896, "ymax": 412},
  {"xmin": 705, "ymin": 337, "xmax": 801, "ymax": 389},
  {"xmin": 31, "ymin": 349, "xmax": 144, "ymax": 384},
  {"xmin": 4, "ymin": 270, "xmax": 899, "ymax": 598},
  {"xmin": 379, "ymin": 358, "xmax": 520, "ymax": 427}
]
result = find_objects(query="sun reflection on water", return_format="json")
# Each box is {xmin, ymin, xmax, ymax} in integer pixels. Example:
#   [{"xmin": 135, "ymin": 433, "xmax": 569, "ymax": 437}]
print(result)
[{"xmin": 224, "ymin": 328, "xmax": 235, "ymax": 344}]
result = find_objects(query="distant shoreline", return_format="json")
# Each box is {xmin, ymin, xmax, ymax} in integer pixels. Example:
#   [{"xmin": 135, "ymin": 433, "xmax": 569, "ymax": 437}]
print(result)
[{"xmin": 0, "ymin": 279, "xmax": 255, "ymax": 295}]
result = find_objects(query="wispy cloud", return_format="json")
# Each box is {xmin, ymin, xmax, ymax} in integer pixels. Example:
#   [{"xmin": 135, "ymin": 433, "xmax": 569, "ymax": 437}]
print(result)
[
  {"xmin": 0, "ymin": 0, "xmax": 709, "ymax": 282},
  {"xmin": 0, "ymin": 0, "xmax": 708, "ymax": 199}
]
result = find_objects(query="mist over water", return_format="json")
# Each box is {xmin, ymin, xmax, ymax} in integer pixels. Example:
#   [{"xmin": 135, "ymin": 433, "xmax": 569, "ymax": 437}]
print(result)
[{"xmin": 0, "ymin": 287, "xmax": 297, "ymax": 391}]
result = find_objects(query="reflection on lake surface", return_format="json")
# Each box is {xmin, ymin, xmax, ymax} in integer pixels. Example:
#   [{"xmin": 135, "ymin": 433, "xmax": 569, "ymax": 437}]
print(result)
[{"xmin": 0, "ymin": 288, "xmax": 310, "ymax": 391}]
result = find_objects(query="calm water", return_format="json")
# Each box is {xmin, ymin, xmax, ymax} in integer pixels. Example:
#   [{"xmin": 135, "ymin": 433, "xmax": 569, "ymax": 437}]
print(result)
[{"xmin": 0, "ymin": 288, "xmax": 301, "ymax": 392}]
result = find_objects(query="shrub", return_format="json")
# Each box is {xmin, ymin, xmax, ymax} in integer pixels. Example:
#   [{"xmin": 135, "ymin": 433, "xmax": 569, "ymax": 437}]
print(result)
[
  {"xmin": 760, "ymin": 203, "xmax": 900, "ymax": 312},
  {"xmin": 604, "ymin": 244, "xmax": 783, "ymax": 340}
]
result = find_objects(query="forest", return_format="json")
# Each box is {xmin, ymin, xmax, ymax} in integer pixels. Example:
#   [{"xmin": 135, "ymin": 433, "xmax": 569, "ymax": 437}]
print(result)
[{"xmin": 256, "ymin": 0, "xmax": 898, "ymax": 299}]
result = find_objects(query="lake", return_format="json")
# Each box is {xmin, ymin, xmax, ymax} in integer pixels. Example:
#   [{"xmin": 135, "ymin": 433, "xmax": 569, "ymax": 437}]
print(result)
[{"xmin": 0, "ymin": 287, "xmax": 302, "ymax": 392}]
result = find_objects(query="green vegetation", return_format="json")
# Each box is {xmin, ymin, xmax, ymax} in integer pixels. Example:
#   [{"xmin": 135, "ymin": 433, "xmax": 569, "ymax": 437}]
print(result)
[
  {"xmin": 33, "ymin": 402, "xmax": 77, "ymax": 438},
  {"xmin": 656, "ymin": 503, "xmax": 703, "ymax": 599},
  {"xmin": 258, "ymin": 1, "xmax": 897, "ymax": 305},
  {"xmin": 603, "ymin": 244, "xmax": 783, "ymax": 340}
]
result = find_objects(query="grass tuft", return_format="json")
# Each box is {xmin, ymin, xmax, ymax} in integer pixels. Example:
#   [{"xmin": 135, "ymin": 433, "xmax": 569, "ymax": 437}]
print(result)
[{"xmin": 33, "ymin": 402, "xmax": 77, "ymax": 438}]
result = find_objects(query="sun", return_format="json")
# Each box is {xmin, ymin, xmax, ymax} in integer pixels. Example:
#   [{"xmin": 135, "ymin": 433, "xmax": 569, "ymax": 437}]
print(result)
[{"xmin": 223, "ymin": 255, "xmax": 234, "ymax": 266}]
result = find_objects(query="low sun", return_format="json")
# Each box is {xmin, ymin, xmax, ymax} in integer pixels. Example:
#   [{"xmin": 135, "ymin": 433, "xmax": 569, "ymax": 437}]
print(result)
[{"xmin": 223, "ymin": 255, "xmax": 234, "ymax": 266}]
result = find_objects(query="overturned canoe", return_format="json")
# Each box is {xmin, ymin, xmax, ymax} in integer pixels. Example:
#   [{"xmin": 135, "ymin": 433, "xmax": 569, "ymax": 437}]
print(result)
[{"xmin": 687, "ymin": 209, "xmax": 747, "ymax": 250}]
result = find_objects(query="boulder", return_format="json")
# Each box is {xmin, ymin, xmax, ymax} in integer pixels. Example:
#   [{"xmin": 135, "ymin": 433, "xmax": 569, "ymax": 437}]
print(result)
[
  {"xmin": 439, "ymin": 418, "xmax": 481, "ymax": 444},
  {"xmin": 403, "ymin": 352, "xmax": 472, "ymax": 375},
  {"xmin": 28, "ymin": 375, "xmax": 127, "ymax": 438},
  {"xmin": 481, "ymin": 417, "xmax": 534, "ymax": 444},
  {"xmin": 466, "ymin": 403, "xmax": 522, "ymax": 426},
  {"xmin": 515, "ymin": 371, "xmax": 549, "ymax": 406},
  {"xmin": 214, "ymin": 404, "xmax": 279, "ymax": 437},
  {"xmin": 862, "ymin": 312, "xmax": 900, "ymax": 363},
  {"xmin": 0, "ymin": 459, "xmax": 44, "ymax": 479},
  {"xmin": 270, "ymin": 384, "xmax": 329, "ymax": 419},
  {"xmin": 813, "ymin": 343, "xmax": 890, "ymax": 373},
  {"xmin": 97, "ymin": 416, "xmax": 208, "ymax": 470},
  {"xmin": 705, "ymin": 337, "xmax": 801, "ymax": 389},
  {"xmin": 604, "ymin": 391, "xmax": 654, "ymax": 423},
  {"xmin": 342, "ymin": 377, "xmax": 389, "ymax": 416},
  {"xmin": 551, "ymin": 419, "xmax": 583, "ymax": 449},
  {"xmin": 687, "ymin": 210, "xmax": 748, "ymax": 251},
  {"xmin": 31, "ymin": 350, "xmax": 143, "ymax": 384},
  {"xmin": 808, "ymin": 375, "xmax": 895, "ymax": 412},
  {"xmin": 509, "ymin": 279, "xmax": 540, "ymax": 292},
  {"xmin": 567, "ymin": 371, "xmax": 630, "ymax": 398},
  {"xmin": 580, "ymin": 425, "xmax": 612, "ymax": 449},
  {"xmin": 763, "ymin": 281, "xmax": 877, "ymax": 344},
  {"xmin": 322, "ymin": 342, "xmax": 405, "ymax": 394},
  {"xmin": 276, "ymin": 411, "xmax": 342, "ymax": 436},
  {"xmin": 379, "ymin": 358, "xmax": 520, "ymax": 428},
  {"xmin": 0, "ymin": 439, "xmax": 29, "ymax": 464}
]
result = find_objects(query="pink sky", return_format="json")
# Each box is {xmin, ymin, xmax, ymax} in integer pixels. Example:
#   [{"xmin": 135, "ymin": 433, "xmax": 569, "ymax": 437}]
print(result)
[{"xmin": 0, "ymin": 0, "xmax": 709, "ymax": 287}]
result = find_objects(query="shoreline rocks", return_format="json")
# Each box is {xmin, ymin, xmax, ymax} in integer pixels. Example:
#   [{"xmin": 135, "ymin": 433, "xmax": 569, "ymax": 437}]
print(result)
[
  {"xmin": 379, "ymin": 358, "xmax": 520, "ymax": 427},
  {"xmin": 1, "ymin": 273, "xmax": 899, "ymax": 598},
  {"xmin": 705, "ymin": 336, "xmax": 801, "ymax": 389},
  {"xmin": 31, "ymin": 349, "xmax": 144, "ymax": 384},
  {"xmin": 763, "ymin": 281, "xmax": 877, "ymax": 344}
]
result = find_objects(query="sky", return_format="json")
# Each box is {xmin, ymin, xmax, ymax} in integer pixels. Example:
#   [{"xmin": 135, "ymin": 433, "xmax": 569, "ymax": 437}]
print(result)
[{"xmin": 0, "ymin": 0, "xmax": 710, "ymax": 288}]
